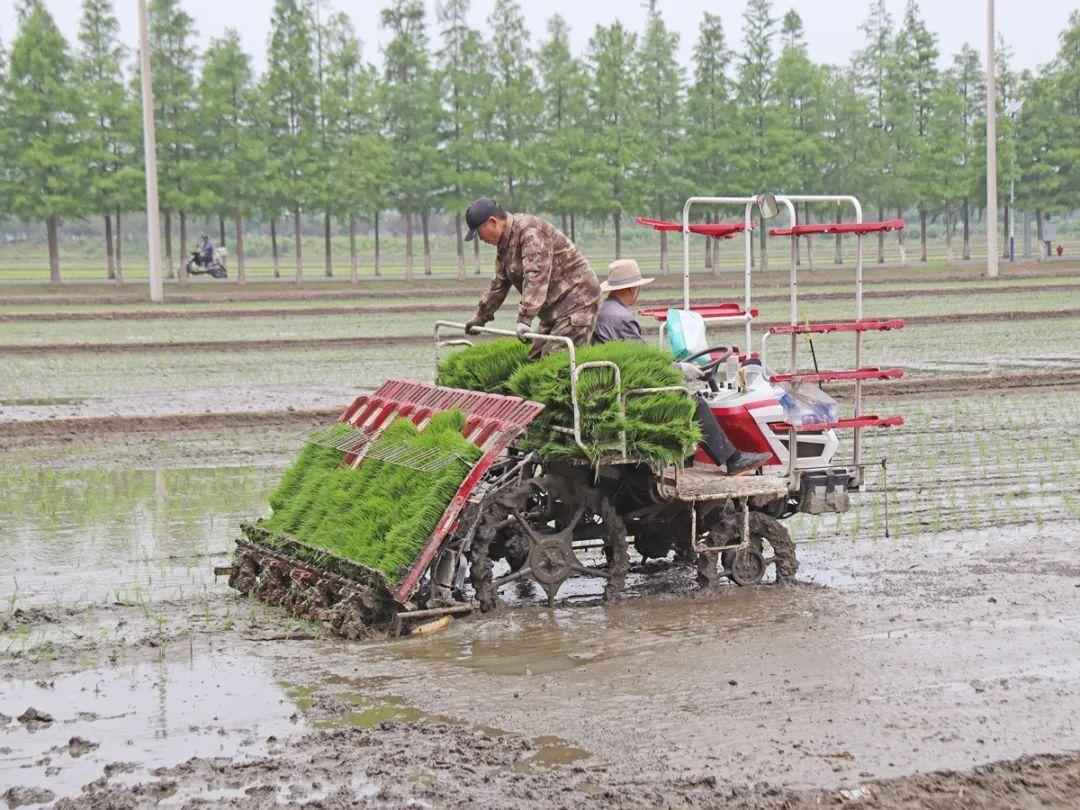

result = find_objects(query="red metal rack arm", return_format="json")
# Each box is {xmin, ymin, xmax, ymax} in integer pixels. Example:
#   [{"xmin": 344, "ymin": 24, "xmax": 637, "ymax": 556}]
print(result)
[
  {"xmin": 772, "ymin": 415, "xmax": 905, "ymax": 432},
  {"xmin": 768, "ymin": 218, "xmax": 907, "ymax": 237},
  {"xmin": 639, "ymin": 303, "xmax": 759, "ymax": 322},
  {"xmin": 767, "ymin": 318, "xmax": 905, "ymax": 335},
  {"xmin": 768, "ymin": 368, "xmax": 905, "ymax": 384},
  {"xmin": 635, "ymin": 216, "xmax": 749, "ymax": 240}
]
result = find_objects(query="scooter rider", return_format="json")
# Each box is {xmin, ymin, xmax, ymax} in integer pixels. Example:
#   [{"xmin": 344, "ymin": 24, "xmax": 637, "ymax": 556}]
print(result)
[
  {"xmin": 199, "ymin": 234, "xmax": 214, "ymax": 266},
  {"xmin": 593, "ymin": 259, "xmax": 771, "ymax": 476},
  {"xmin": 463, "ymin": 198, "xmax": 601, "ymax": 360}
]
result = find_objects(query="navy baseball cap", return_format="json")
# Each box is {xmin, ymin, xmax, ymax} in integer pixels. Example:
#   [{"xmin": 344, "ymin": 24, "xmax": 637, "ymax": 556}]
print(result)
[{"xmin": 465, "ymin": 198, "xmax": 502, "ymax": 241}]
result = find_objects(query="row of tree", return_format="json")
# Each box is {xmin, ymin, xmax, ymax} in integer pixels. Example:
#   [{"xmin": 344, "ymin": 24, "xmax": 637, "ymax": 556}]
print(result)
[{"xmin": 1, "ymin": 0, "xmax": 1079, "ymax": 283}]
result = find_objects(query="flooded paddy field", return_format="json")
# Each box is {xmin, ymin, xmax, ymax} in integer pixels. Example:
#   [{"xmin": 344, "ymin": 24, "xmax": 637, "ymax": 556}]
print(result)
[{"xmin": 2, "ymin": 267, "xmax": 1080, "ymax": 808}]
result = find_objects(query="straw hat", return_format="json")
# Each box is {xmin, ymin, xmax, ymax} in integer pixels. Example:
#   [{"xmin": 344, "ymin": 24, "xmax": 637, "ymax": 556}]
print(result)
[{"xmin": 601, "ymin": 259, "xmax": 655, "ymax": 293}]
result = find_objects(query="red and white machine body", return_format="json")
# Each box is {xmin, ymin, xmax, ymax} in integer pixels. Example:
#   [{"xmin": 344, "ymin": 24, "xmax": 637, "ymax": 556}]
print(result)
[{"xmin": 637, "ymin": 193, "xmax": 906, "ymax": 512}]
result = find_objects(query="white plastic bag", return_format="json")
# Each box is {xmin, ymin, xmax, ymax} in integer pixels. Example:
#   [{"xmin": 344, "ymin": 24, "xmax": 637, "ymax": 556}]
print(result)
[
  {"xmin": 777, "ymin": 382, "xmax": 839, "ymax": 426},
  {"xmin": 666, "ymin": 308, "xmax": 708, "ymax": 363}
]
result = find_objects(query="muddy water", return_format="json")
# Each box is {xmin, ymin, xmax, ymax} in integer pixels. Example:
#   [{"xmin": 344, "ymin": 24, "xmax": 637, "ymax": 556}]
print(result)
[
  {"xmin": 0, "ymin": 465, "xmax": 277, "ymax": 609},
  {"xmin": 0, "ymin": 650, "xmax": 314, "ymax": 803}
]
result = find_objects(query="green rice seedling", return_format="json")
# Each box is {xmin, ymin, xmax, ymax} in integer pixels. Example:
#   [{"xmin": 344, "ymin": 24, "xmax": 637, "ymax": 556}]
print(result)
[
  {"xmin": 261, "ymin": 410, "xmax": 481, "ymax": 584},
  {"xmin": 436, "ymin": 339, "xmax": 531, "ymax": 392}
]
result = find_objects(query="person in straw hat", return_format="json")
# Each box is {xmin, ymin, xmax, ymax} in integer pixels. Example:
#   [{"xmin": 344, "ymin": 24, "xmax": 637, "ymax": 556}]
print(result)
[
  {"xmin": 593, "ymin": 258, "xmax": 771, "ymax": 476},
  {"xmin": 592, "ymin": 258, "xmax": 653, "ymax": 344}
]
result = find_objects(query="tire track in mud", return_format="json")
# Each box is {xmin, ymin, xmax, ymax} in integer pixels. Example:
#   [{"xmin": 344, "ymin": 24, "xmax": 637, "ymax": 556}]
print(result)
[
  {"xmin": 4, "ymin": 281, "xmax": 1080, "ymax": 323},
  {"xmin": 4, "ymin": 307, "xmax": 1080, "ymax": 355}
]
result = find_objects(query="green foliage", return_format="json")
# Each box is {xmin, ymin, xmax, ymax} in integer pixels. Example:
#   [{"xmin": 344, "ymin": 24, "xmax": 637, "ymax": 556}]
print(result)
[
  {"xmin": 263, "ymin": 412, "xmax": 482, "ymax": 584},
  {"xmin": 436, "ymin": 338, "xmax": 531, "ymax": 392},
  {"xmin": 147, "ymin": 0, "xmax": 198, "ymax": 214},
  {"xmin": 436, "ymin": 340, "xmax": 700, "ymax": 467}
]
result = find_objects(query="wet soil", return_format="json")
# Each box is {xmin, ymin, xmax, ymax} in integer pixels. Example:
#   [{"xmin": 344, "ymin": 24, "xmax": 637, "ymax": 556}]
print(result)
[
  {"xmin": 4, "ymin": 306, "xmax": 1080, "ymax": 357},
  {"xmin": 1, "ymin": 260, "xmax": 1077, "ymax": 306},
  {"xmin": 6, "ymin": 281, "xmax": 1079, "ymax": 323}
]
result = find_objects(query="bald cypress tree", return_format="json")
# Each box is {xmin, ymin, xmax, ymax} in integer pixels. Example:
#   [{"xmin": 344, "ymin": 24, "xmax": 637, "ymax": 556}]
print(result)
[
  {"xmin": 148, "ymin": 0, "xmax": 198, "ymax": 279},
  {"xmin": 381, "ymin": 0, "xmax": 439, "ymax": 279},
  {"xmin": 587, "ymin": 21, "xmax": 639, "ymax": 258},
  {"xmin": 77, "ymin": 0, "xmax": 138, "ymax": 281},
  {"xmin": 536, "ymin": 15, "xmax": 593, "ymax": 246},
  {"xmin": 636, "ymin": 2, "xmax": 684, "ymax": 273},
  {"xmin": 6, "ymin": 1, "xmax": 85, "ymax": 283},
  {"xmin": 264, "ymin": 0, "xmax": 318, "ymax": 282}
]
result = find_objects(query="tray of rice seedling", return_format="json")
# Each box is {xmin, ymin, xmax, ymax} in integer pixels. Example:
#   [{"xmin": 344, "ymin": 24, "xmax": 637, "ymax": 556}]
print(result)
[{"xmin": 225, "ymin": 381, "xmax": 544, "ymax": 637}]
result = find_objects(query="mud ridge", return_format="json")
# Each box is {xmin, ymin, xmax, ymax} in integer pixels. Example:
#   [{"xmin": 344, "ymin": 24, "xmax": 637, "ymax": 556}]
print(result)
[
  {"xmin": 5, "ymin": 307, "xmax": 1080, "ymax": 356},
  {"xmin": 1, "ymin": 263, "xmax": 1076, "ymax": 306},
  {"xmin": 3, "ymin": 372, "xmax": 1077, "ymax": 443},
  {"xmin": 6, "ymin": 281, "xmax": 1080, "ymax": 323}
]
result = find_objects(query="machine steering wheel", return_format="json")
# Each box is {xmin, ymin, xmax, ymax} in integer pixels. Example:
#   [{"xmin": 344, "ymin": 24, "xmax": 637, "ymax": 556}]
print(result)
[{"xmin": 682, "ymin": 346, "xmax": 737, "ymax": 378}]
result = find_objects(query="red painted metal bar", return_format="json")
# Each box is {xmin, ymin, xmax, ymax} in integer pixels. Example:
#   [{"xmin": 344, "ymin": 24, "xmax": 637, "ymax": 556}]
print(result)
[
  {"xmin": 639, "ymin": 303, "xmax": 759, "ymax": 321},
  {"xmin": 772, "ymin": 415, "xmax": 905, "ymax": 432},
  {"xmin": 767, "ymin": 318, "xmax": 905, "ymax": 335},
  {"xmin": 769, "ymin": 367, "xmax": 904, "ymax": 384},
  {"xmin": 768, "ymin": 218, "xmax": 906, "ymax": 237},
  {"xmin": 635, "ymin": 216, "xmax": 748, "ymax": 239},
  {"xmin": 337, "ymin": 381, "xmax": 544, "ymax": 605}
]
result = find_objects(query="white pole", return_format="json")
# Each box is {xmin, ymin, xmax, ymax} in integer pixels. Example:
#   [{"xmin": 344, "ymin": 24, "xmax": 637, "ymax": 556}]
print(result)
[
  {"xmin": 138, "ymin": 0, "xmax": 164, "ymax": 303},
  {"xmin": 985, "ymin": 0, "xmax": 999, "ymax": 278}
]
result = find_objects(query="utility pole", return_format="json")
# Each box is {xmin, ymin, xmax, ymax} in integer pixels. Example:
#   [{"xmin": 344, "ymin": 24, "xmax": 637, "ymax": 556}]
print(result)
[
  {"xmin": 985, "ymin": 0, "xmax": 999, "ymax": 278},
  {"xmin": 138, "ymin": 0, "xmax": 164, "ymax": 303}
]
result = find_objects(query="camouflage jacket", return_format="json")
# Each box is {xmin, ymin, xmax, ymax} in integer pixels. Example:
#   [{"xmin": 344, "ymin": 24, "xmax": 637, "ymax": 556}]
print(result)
[{"xmin": 473, "ymin": 214, "xmax": 600, "ymax": 326}]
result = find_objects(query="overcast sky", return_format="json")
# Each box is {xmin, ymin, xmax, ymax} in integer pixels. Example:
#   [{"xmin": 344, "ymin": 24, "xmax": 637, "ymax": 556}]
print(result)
[{"xmin": 0, "ymin": 0, "xmax": 1073, "ymax": 75}]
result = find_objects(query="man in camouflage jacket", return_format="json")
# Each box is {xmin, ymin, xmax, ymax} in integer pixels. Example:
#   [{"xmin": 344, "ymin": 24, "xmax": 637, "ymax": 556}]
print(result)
[{"xmin": 463, "ymin": 198, "xmax": 600, "ymax": 359}]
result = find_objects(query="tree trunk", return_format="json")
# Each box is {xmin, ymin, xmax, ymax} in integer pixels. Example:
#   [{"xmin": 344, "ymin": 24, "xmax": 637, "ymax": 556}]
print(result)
[
  {"xmin": 804, "ymin": 203, "xmax": 815, "ymax": 271},
  {"xmin": 945, "ymin": 209, "xmax": 954, "ymax": 264},
  {"xmin": 105, "ymin": 214, "xmax": 116, "ymax": 281},
  {"xmin": 834, "ymin": 207, "xmax": 843, "ymax": 265},
  {"xmin": 896, "ymin": 207, "xmax": 907, "ymax": 266},
  {"xmin": 876, "ymin": 206, "xmax": 885, "ymax": 264},
  {"xmin": 271, "ymin": 217, "xmax": 281, "ymax": 278},
  {"xmin": 1023, "ymin": 210, "xmax": 1031, "ymax": 257},
  {"xmin": 1035, "ymin": 209, "xmax": 1044, "ymax": 263},
  {"xmin": 164, "ymin": 209, "xmax": 174, "ymax": 279},
  {"xmin": 421, "ymin": 210, "xmax": 432, "ymax": 276},
  {"xmin": 561, "ymin": 213, "xmax": 568, "ymax": 234},
  {"xmin": 374, "ymin": 211, "xmax": 382, "ymax": 276},
  {"xmin": 962, "ymin": 199, "xmax": 971, "ymax": 260},
  {"xmin": 349, "ymin": 214, "xmax": 358, "ymax": 284},
  {"xmin": 614, "ymin": 212, "xmax": 622, "ymax": 259},
  {"xmin": 46, "ymin": 215, "xmax": 61, "ymax": 283},
  {"xmin": 473, "ymin": 232, "xmax": 481, "ymax": 275},
  {"xmin": 404, "ymin": 212, "xmax": 414, "ymax": 281},
  {"xmin": 179, "ymin": 210, "xmax": 188, "ymax": 283},
  {"xmin": 234, "ymin": 212, "xmax": 246, "ymax": 284},
  {"xmin": 293, "ymin": 206, "xmax": 303, "ymax": 283},
  {"xmin": 324, "ymin": 211, "xmax": 333, "ymax": 277},
  {"xmin": 919, "ymin": 209, "xmax": 928, "ymax": 263},
  {"xmin": 570, "ymin": 213, "xmax": 576, "ymax": 243},
  {"xmin": 114, "ymin": 209, "xmax": 123, "ymax": 283},
  {"xmin": 455, "ymin": 213, "xmax": 465, "ymax": 281},
  {"xmin": 659, "ymin": 230, "xmax": 669, "ymax": 274},
  {"xmin": 219, "ymin": 215, "xmax": 226, "ymax": 247}
]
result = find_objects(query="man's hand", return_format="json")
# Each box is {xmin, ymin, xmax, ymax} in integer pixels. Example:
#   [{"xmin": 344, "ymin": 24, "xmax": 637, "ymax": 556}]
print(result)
[
  {"xmin": 676, "ymin": 362, "xmax": 705, "ymax": 381},
  {"xmin": 464, "ymin": 318, "xmax": 484, "ymax": 336},
  {"xmin": 515, "ymin": 322, "xmax": 532, "ymax": 343}
]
